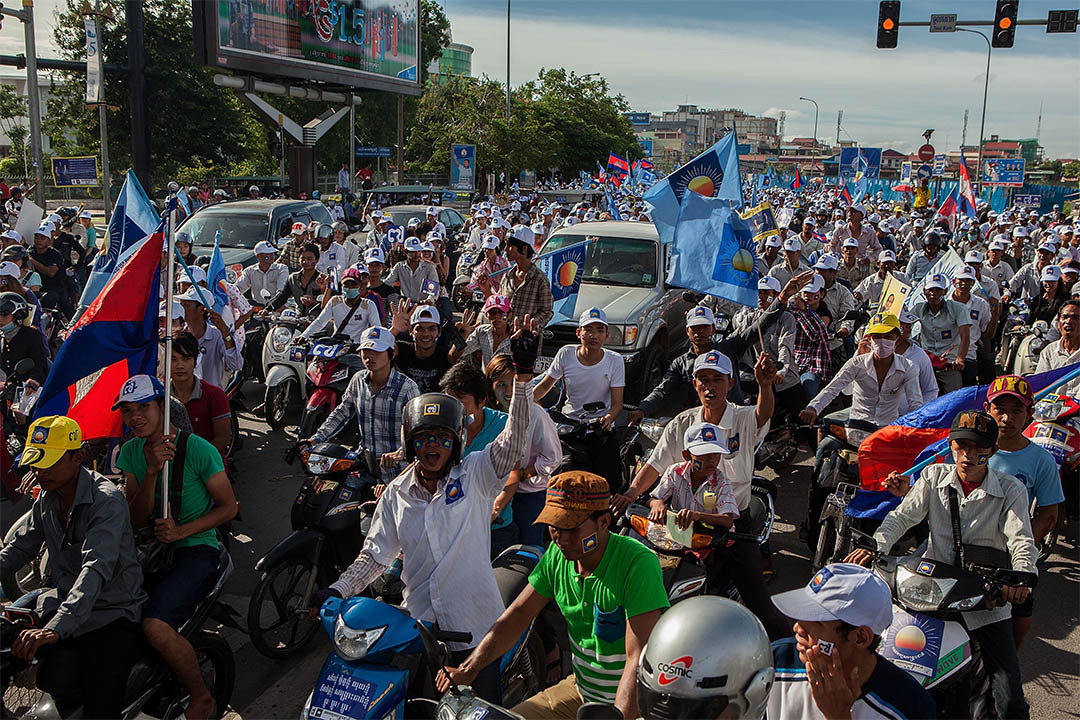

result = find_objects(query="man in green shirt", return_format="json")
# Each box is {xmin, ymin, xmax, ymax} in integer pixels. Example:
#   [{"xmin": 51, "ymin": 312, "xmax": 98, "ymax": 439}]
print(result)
[
  {"xmin": 439, "ymin": 471, "xmax": 668, "ymax": 719},
  {"xmin": 115, "ymin": 374, "xmax": 238, "ymax": 720}
]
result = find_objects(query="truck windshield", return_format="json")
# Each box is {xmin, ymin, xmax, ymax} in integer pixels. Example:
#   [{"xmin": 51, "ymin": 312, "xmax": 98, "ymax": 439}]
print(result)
[
  {"xmin": 543, "ymin": 234, "xmax": 657, "ymax": 288},
  {"xmin": 180, "ymin": 211, "xmax": 270, "ymax": 249}
]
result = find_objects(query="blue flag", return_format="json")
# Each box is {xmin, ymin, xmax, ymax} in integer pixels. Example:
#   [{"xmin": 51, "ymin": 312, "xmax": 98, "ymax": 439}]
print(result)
[
  {"xmin": 643, "ymin": 132, "xmax": 743, "ymax": 244},
  {"xmin": 667, "ymin": 191, "xmax": 758, "ymax": 307},
  {"xmin": 207, "ymin": 231, "xmax": 229, "ymax": 313},
  {"xmin": 605, "ymin": 185, "xmax": 622, "ymax": 220},
  {"xmin": 79, "ymin": 170, "xmax": 159, "ymax": 306},
  {"xmin": 537, "ymin": 239, "xmax": 591, "ymax": 326}
]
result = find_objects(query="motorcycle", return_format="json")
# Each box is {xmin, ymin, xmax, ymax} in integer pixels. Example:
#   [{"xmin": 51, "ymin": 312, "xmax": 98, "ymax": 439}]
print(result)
[
  {"xmin": 1010, "ymin": 319, "xmax": 1050, "ymax": 376},
  {"xmin": 997, "ymin": 299, "xmax": 1029, "ymax": 371},
  {"xmin": 261, "ymin": 303, "xmax": 311, "ymax": 429},
  {"xmin": 299, "ymin": 544, "xmax": 550, "ymax": 719},
  {"xmin": 1023, "ymin": 391, "xmax": 1080, "ymax": 561},
  {"xmin": 1, "ymin": 544, "xmax": 239, "ymax": 719},
  {"xmin": 871, "ymin": 549, "xmax": 1037, "ymax": 719},
  {"xmin": 298, "ymin": 337, "xmax": 365, "ymax": 442},
  {"xmin": 248, "ymin": 442, "xmax": 387, "ymax": 658},
  {"xmin": 549, "ymin": 402, "xmax": 646, "ymax": 495},
  {"xmin": 806, "ymin": 414, "xmax": 877, "ymax": 561}
]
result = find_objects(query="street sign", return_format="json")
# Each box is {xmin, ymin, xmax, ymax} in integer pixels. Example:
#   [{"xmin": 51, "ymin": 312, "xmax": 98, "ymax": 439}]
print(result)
[
  {"xmin": 932, "ymin": 154, "xmax": 947, "ymax": 177},
  {"xmin": 916, "ymin": 164, "xmax": 933, "ymax": 180},
  {"xmin": 355, "ymin": 146, "xmax": 392, "ymax": 158},
  {"xmin": 918, "ymin": 144, "xmax": 935, "ymax": 162},
  {"xmin": 51, "ymin": 156, "xmax": 99, "ymax": 187},
  {"xmin": 625, "ymin": 112, "xmax": 651, "ymax": 125},
  {"xmin": 930, "ymin": 13, "xmax": 958, "ymax": 32},
  {"xmin": 1047, "ymin": 9, "xmax": 1079, "ymax": 33},
  {"xmin": 1014, "ymin": 193, "xmax": 1042, "ymax": 206},
  {"xmin": 900, "ymin": 162, "xmax": 912, "ymax": 182},
  {"xmin": 982, "ymin": 158, "xmax": 1025, "ymax": 187}
]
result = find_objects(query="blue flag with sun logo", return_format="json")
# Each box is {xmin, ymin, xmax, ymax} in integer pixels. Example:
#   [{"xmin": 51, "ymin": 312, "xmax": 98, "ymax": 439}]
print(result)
[
  {"xmin": 537, "ymin": 238, "xmax": 591, "ymax": 326},
  {"xmin": 667, "ymin": 191, "xmax": 758, "ymax": 307},
  {"xmin": 643, "ymin": 132, "xmax": 743, "ymax": 244}
]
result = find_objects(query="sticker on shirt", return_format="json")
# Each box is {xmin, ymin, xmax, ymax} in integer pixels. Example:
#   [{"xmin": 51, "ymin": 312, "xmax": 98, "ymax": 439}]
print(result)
[
  {"xmin": 880, "ymin": 609, "xmax": 945, "ymax": 677},
  {"xmin": 727, "ymin": 432, "xmax": 740, "ymax": 453},
  {"xmin": 941, "ymin": 329, "xmax": 952, "ymax": 339},
  {"xmin": 970, "ymin": 309, "xmax": 980, "ymax": 320},
  {"xmin": 593, "ymin": 604, "xmax": 626, "ymax": 644},
  {"xmin": 445, "ymin": 477, "xmax": 465, "ymax": 505}
]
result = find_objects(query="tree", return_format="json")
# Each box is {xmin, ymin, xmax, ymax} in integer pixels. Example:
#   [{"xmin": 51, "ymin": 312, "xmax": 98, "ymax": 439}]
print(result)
[{"xmin": 0, "ymin": 85, "xmax": 29, "ymax": 179}]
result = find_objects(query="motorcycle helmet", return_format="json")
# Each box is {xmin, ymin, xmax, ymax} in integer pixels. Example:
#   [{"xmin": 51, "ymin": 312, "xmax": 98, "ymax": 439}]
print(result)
[
  {"xmin": 401, "ymin": 393, "xmax": 468, "ymax": 466},
  {"xmin": 637, "ymin": 597, "xmax": 774, "ymax": 720},
  {"xmin": 315, "ymin": 223, "xmax": 333, "ymax": 241},
  {"xmin": 0, "ymin": 291, "xmax": 30, "ymax": 324}
]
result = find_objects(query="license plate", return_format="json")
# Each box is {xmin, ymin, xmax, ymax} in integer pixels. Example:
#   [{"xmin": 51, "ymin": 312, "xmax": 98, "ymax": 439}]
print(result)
[{"xmin": 535, "ymin": 356, "xmax": 553, "ymax": 374}]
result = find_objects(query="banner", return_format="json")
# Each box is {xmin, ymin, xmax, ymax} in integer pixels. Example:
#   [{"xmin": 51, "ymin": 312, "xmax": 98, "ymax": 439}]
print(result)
[
  {"xmin": 537, "ymin": 239, "xmax": 590, "ymax": 325},
  {"xmin": 878, "ymin": 272, "xmax": 912, "ymax": 317},
  {"xmin": 450, "ymin": 144, "xmax": 475, "ymax": 191},
  {"xmin": 739, "ymin": 201, "xmax": 779, "ymax": 242},
  {"xmin": 84, "ymin": 18, "xmax": 103, "ymax": 104}
]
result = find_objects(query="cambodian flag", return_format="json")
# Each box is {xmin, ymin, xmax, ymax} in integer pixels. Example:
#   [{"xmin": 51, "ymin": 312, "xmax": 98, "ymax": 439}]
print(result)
[
  {"xmin": 35, "ymin": 221, "xmax": 163, "ymax": 439},
  {"xmin": 957, "ymin": 154, "xmax": 978, "ymax": 218},
  {"xmin": 607, "ymin": 153, "xmax": 630, "ymax": 176},
  {"xmin": 837, "ymin": 184, "xmax": 852, "ymax": 207},
  {"xmin": 857, "ymin": 362, "xmax": 1080, "ymax": 490},
  {"xmin": 790, "ymin": 169, "xmax": 804, "ymax": 191}
]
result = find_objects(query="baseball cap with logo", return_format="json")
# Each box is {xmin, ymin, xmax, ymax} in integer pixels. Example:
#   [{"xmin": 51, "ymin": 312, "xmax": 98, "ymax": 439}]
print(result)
[
  {"xmin": 410, "ymin": 304, "xmax": 441, "ymax": 326},
  {"xmin": 1041, "ymin": 265, "xmax": 1063, "ymax": 283},
  {"xmin": 878, "ymin": 250, "xmax": 897, "ymax": 264},
  {"xmin": 764, "ymin": 236, "xmax": 782, "ymax": 248},
  {"xmin": 363, "ymin": 247, "xmax": 386, "ymax": 264},
  {"xmin": 112, "ymin": 374, "xmax": 166, "ymax": 410},
  {"xmin": 865, "ymin": 312, "xmax": 901, "ymax": 335},
  {"xmin": 949, "ymin": 410, "xmax": 998, "ymax": 447},
  {"xmin": 20, "ymin": 416, "xmax": 83, "ymax": 469},
  {"xmin": 0, "ymin": 261, "xmax": 19, "ymax": 279},
  {"xmin": 772, "ymin": 563, "xmax": 893, "ymax": 634},
  {"xmin": 813, "ymin": 254, "xmax": 839, "ymax": 271},
  {"xmin": 358, "ymin": 326, "xmax": 395, "ymax": 352},
  {"xmin": 534, "ymin": 471, "xmax": 611, "ymax": 528},
  {"xmin": 683, "ymin": 422, "xmax": 730, "ymax": 456},
  {"xmin": 956, "ymin": 265, "xmax": 978, "ymax": 281},
  {"xmin": 782, "ymin": 237, "xmax": 803, "ymax": 253},
  {"xmin": 841, "ymin": 237, "xmax": 859, "ymax": 249},
  {"xmin": 802, "ymin": 273, "xmax": 825, "ymax": 294},
  {"xmin": 693, "ymin": 350, "xmax": 733, "ymax": 378},
  {"xmin": 578, "ymin": 307, "xmax": 608, "ymax": 327},
  {"xmin": 481, "ymin": 235, "xmax": 501, "ymax": 250},
  {"xmin": 404, "ymin": 238, "xmax": 423, "ymax": 253},
  {"xmin": 964, "ymin": 250, "xmax": 984, "ymax": 264},
  {"xmin": 986, "ymin": 374, "xmax": 1034, "ymax": 408},
  {"xmin": 685, "ymin": 305, "xmax": 716, "ymax": 328},
  {"xmin": 925, "ymin": 274, "xmax": 949, "ymax": 291},
  {"xmin": 758, "ymin": 276, "xmax": 782, "ymax": 293},
  {"xmin": 254, "ymin": 240, "xmax": 276, "ymax": 255}
]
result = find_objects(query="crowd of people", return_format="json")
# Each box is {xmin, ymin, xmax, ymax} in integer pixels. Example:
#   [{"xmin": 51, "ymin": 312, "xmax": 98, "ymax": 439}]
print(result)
[{"xmin": 0, "ymin": 170, "xmax": 1076, "ymax": 720}]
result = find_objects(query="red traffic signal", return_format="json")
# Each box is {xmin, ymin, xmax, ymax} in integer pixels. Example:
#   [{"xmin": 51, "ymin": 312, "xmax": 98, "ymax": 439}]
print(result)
[
  {"xmin": 992, "ymin": 0, "xmax": 1019, "ymax": 47},
  {"xmin": 877, "ymin": 1, "xmax": 901, "ymax": 48}
]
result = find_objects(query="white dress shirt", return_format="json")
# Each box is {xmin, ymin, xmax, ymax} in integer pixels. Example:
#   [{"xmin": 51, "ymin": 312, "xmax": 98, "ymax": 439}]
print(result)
[
  {"xmin": 808, "ymin": 351, "xmax": 922, "ymax": 433},
  {"xmin": 898, "ymin": 343, "xmax": 937, "ymax": 416},
  {"xmin": 300, "ymin": 296, "xmax": 381, "ymax": 343},
  {"xmin": 235, "ymin": 262, "xmax": 289, "ymax": 304}
]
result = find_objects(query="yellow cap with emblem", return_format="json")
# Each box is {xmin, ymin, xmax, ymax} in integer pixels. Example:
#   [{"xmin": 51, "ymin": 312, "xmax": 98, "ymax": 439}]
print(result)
[{"xmin": 20, "ymin": 416, "xmax": 82, "ymax": 469}]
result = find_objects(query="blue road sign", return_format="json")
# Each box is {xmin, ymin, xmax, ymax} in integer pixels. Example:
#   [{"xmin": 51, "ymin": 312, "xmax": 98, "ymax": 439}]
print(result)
[
  {"xmin": 51, "ymin": 156, "xmax": 98, "ymax": 187},
  {"xmin": 355, "ymin": 146, "xmax": 392, "ymax": 158}
]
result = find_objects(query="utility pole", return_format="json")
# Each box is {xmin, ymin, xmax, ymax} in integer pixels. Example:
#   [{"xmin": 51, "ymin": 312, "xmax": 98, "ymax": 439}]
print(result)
[
  {"xmin": 0, "ymin": 1, "xmax": 46, "ymax": 207},
  {"xmin": 87, "ymin": 0, "xmax": 112, "ymax": 221},
  {"xmin": 505, "ymin": 0, "xmax": 511, "ymax": 191},
  {"xmin": 961, "ymin": 108, "xmax": 969, "ymax": 146},
  {"xmin": 836, "ymin": 110, "xmax": 843, "ymax": 146},
  {"xmin": 396, "ymin": 95, "xmax": 403, "ymax": 184},
  {"xmin": 348, "ymin": 95, "xmax": 355, "ymax": 193},
  {"xmin": 125, "ymin": 0, "xmax": 149, "ymax": 189}
]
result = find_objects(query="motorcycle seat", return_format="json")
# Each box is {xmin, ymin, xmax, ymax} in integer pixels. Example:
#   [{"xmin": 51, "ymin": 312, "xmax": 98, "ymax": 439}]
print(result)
[{"xmin": 491, "ymin": 544, "xmax": 544, "ymax": 608}]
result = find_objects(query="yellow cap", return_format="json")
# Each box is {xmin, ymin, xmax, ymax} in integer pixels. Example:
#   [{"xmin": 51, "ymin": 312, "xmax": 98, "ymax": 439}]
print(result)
[
  {"xmin": 20, "ymin": 416, "xmax": 82, "ymax": 469},
  {"xmin": 865, "ymin": 312, "xmax": 901, "ymax": 336}
]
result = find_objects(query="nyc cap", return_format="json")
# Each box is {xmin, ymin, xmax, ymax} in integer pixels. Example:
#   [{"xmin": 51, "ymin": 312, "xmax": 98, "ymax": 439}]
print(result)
[
  {"xmin": 112, "ymin": 374, "xmax": 165, "ymax": 410},
  {"xmin": 358, "ymin": 326, "xmax": 395, "ymax": 352},
  {"xmin": 684, "ymin": 422, "xmax": 730, "ymax": 456},
  {"xmin": 773, "ymin": 563, "xmax": 893, "ymax": 634},
  {"xmin": 20, "ymin": 416, "xmax": 83, "ymax": 469},
  {"xmin": 986, "ymin": 374, "xmax": 1034, "ymax": 408},
  {"xmin": 693, "ymin": 350, "xmax": 733, "ymax": 377},
  {"xmin": 685, "ymin": 305, "xmax": 715, "ymax": 328}
]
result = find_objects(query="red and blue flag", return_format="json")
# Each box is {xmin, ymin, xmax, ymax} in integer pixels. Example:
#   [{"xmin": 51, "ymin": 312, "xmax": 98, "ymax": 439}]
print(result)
[
  {"xmin": 35, "ymin": 222, "xmax": 162, "ymax": 439},
  {"xmin": 790, "ymin": 169, "xmax": 804, "ymax": 191},
  {"xmin": 607, "ymin": 153, "xmax": 630, "ymax": 177},
  {"xmin": 837, "ymin": 184, "xmax": 852, "ymax": 207}
]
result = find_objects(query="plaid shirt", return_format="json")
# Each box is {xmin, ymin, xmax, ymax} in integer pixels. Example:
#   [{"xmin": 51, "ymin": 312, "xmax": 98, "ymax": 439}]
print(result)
[
  {"xmin": 787, "ymin": 300, "xmax": 833, "ymax": 380},
  {"xmin": 278, "ymin": 239, "xmax": 306, "ymax": 271},
  {"xmin": 498, "ymin": 262, "xmax": 553, "ymax": 329},
  {"xmin": 311, "ymin": 367, "xmax": 420, "ymax": 480}
]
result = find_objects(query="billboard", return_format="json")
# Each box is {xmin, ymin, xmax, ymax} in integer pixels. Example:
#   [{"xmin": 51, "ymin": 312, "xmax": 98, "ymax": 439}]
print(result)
[
  {"xmin": 838, "ymin": 147, "xmax": 882, "ymax": 179},
  {"xmin": 450, "ymin": 144, "xmax": 476, "ymax": 191},
  {"xmin": 194, "ymin": 0, "xmax": 421, "ymax": 95},
  {"xmin": 982, "ymin": 158, "xmax": 1025, "ymax": 187},
  {"xmin": 51, "ymin": 156, "xmax": 99, "ymax": 187},
  {"xmin": 625, "ymin": 112, "xmax": 651, "ymax": 125}
]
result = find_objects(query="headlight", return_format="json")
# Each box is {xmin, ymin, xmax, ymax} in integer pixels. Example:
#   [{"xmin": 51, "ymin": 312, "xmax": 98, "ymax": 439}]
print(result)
[
  {"xmin": 272, "ymin": 326, "xmax": 292, "ymax": 353},
  {"xmin": 638, "ymin": 419, "xmax": 666, "ymax": 443},
  {"xmin": 948, "ymin": 594, "xmax": 986, "ymax": 611},
  {"xmin": 304, "ymin": 453, "xmax": 334, "ymax": 475},
  {"xmin": 333, "ymin": 616, "xmax": 386, "ymax": 660},
  {"xmin": 896, "ymin": 566, "xmax": 957, "ymax": 612}
]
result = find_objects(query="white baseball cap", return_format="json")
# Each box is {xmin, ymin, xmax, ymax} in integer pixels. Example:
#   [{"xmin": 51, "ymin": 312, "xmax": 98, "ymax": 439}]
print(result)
[
  {"xmin": 685, "ymin": 305, "xmax": 716, "ymax": 328},
  {"xmin": 404, "ymin": 237, "xmax": 423, "ymax": 253},
  {"xmin": 803, "ymin": 273, "xmax": 825, "ymax": 294},
  {"xmin": 802, "ymin": 216, "xmax": 817, "ymax": 227},
  {"xmin": 425, "ymin": 206, "xmax": 438, "ymax": 215},
  {"xmin": 772, "ymin": 563, "xmax": 893, "ymax": 634},
  {"xmin": 758, "ymin": 276, "xmax": 782, "ymax": 293},
  {"xmin": 813, "ymin": 254, "xmax": 839, "ymax": 271},
  {"xmin": 913, "ymin": 219, "xmax": 925, "ymax": 228},
  {"xmin": 841, "ymin": 237, "xmax": 859, "ymax": 249},
  {"xmin": 254, "ymin": 240, "xmax": 276, "ymax": 255},
  {"xmin": 898, "ymin": 309, "xmax": 918, "ymax": 324},
  {"xmin": 764, "ymin": 236, "xmax": 782, "ymax": 248},
  {"xmin": 683, "ymin": 422, "xmax": 730, "ymax": 456},
  {"xmin": 1041, "ymin": 265, "xmax": 1063, "ymax": 283},
  {"xmin": 1, "ymin": 230, "xmax": 21, "ymax": 243},
  {"xmin": 79, "ymin": 210, "xmax": 93, "ymax": 220},
  {"xmin": 578, "ymin": 306, "xmax": 608, "ymax": 327},
  {"xmin": 956, "ymin": 265, "xmax": 978, "ymax": 281},
  {"xmin": 692, "ymin": 350, "xmax": 733, "ymax": 377},
  {"xmin": 158, "ymin": 299, "xmax": 185, "ymax": 318},
  {"xmin": 0, "ymin": 261, "xmax": 20, "ymax": 279},
  {"xmin": 358, "ymin": 326, "xmax": 395, "ymax": 352},
  {"xmin": 111, "ymin": 374, "xmax": 166, "ymax": 411},
  {"xmin": 925, "ymin": 273, "xmax": 949, "ymax": 290},
  {"xmin": 481, "ymin": 235, "xmax": 501, "ymax": 250},
  {"xmin": 183, "ymin": 266, "xmax": 208, "ymax": 285},
  {"xmin": 420, "ymin": 240, "xmax": 436, "ymax": 253},
  {"xmin": 989, "ymin": 239, "xmax": 1008, "ymax": 251},
  {"xmin": 964, "ymin": 250, "xmax": 984, "ymax": 264},
  {"xmin": 410, "ymin": 304, "xmax": 441, "ymax": 326},
  {"xmin": 1013, "ymin": 227, "xmax": 1027, "ymax": 237},
  {"xmin": 1038, "ymin": 242, "xmax": 1056, "ymax": 254},
  {"xmin": 878, "ymin": 250, "xmax": 897, "ymax": 264},
  {"xmin": 783, "ymin": 237, "xmax": 803, "ymax": 252},
  {"xmin": 850, "ymin": 203, "xmax": 867, "ymax": 215}
]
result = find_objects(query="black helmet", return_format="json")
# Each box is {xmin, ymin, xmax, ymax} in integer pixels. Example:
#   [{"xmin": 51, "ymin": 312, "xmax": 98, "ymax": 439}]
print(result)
[
  {"xmin": 0, "ymin": 291, "xmax": 29, "ymax": 323},
  {"xmin": 401, "ymin": 393, "xmax": 468, "ymax": 466}
]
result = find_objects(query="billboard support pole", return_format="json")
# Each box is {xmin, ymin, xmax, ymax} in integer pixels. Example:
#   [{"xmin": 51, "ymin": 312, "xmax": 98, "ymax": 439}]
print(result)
[
  {"xmin": 125, "ymin": 0, "xmax": 150, "ymax": 190},
  {"xmin": 349, "ymin": 96, "xmax": 355, "ymax": 196},
  {"xmin": 21, "ymin": 1, "xmax": 44, "ymax": 208},
  {"xmin": 397, "ymin": 95, "xmax": 404, "ymax": 184}
]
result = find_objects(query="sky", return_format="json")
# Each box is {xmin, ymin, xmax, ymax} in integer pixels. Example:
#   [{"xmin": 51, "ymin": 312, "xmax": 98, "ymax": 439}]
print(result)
[{"xmin": 2, "ymin": 0, "xmax": 1077, "ymax": 159}]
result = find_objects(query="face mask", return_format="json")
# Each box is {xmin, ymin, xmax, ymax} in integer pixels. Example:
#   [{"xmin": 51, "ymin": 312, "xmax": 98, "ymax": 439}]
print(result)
[
  {"xmin": 871, "ymin": 338, "xmax": 895, "ymax": 358},
  {"xmin": 0, "ymin": 321, "xmax": 16, "ymax": 336},
  {"xmin": 342, "ymin": 287, "xmax": 361, "ymax": 300}
]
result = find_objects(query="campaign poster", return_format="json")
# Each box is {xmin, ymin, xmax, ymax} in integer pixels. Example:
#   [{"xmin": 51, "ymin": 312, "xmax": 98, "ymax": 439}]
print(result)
[{"xmin": 450, "ymin": 144, "xmax": 476, "ymax": 191}]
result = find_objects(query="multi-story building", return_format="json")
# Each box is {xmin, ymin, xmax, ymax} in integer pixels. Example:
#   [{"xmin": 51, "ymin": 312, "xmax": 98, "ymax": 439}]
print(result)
[
  {"xmin": 652, "ymin": 105, "xmax": 780, "ymax": 154},
  {"xmin": 426, "ymin": 42, "xmax": 474, "ymax": 83}
]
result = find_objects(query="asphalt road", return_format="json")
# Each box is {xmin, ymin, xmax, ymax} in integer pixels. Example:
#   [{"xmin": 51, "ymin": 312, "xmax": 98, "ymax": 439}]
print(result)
[{"xmin": 209, "ymin": 386, "xmax": 1078, "ymax": 719}]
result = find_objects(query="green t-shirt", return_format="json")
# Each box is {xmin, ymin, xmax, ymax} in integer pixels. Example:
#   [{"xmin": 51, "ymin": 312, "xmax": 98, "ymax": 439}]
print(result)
[
  {"xmin": 116, "ymin": 433, "xmax": 224, "ymax": 549},
  {"xmin": 528, "ymin": 533, "xmax": 669, "ymax": 703}
]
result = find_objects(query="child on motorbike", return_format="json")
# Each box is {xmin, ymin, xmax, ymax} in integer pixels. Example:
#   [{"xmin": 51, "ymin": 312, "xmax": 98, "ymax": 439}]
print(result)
[{"xmin": 648, "ymin": 422, "xmax": 739, "ymax": 532}]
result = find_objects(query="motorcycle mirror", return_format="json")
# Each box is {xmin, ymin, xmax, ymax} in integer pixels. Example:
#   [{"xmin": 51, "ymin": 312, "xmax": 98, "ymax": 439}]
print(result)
[
  {"xmin": 13, "ymin": 358, "xmax": 34, "ymax": 380},
  {"xmin": 260, "ymin": 288, "xmax": 272, "ymax": 301}
]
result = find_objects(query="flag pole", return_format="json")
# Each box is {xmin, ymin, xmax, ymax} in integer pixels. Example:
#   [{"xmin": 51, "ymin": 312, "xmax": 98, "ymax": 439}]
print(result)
[{"xmin": 161, "ymin": 196, "xmax": 176, "ymax": 519}]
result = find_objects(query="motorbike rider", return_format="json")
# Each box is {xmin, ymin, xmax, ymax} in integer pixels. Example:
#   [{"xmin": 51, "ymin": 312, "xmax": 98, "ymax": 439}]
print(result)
[
  {"xmin": 116, "ymin": 374, "xmax": 238, "ymax": 720},
  {"xmin": 770, "ymin": 563, "xmax": 936, "ymax": 720},
  {"xmin": 813, "ymin": 254, "xmax": 857, "ymax": 360},
  {"xmin": 951, "ymin": 266, "xmax": 993, "ymax": 387},
  {"xmin": 797, "ymin": 217, "xmax": 825, "ymax": 261},
  {"xmin": 439, "ymin": 470, "xmax": 668, "ymax": 719},
  {"xmin": 647, "ymin": 421, "xmax": 739, "ymax": 532},
  {"xmin": 788, "ymin": 273, "xmax": 834, "ymax": 399},
  {"xmin": 29, "ymin": 225, "xmax": 73, "ymax": 319},
  {"xmin": 312, "ymin": 223, "xmax": 348, "ymax": 278},
  {"xmin": 234, "ymin": 240, "xmax": 288, "ymax": 309},
  {"xmin": 985, "ymin": 239, "xmax": 1016, "ymax": 291},
  {"xmin": 767, "ymin": 236, "xmax": 810, "ymax": 288},
  {"xmin": 1035, "ymin": 299, "xmax": 1080, "ymax": 395},
  {"xmin": 384, "ymin": 237, "xmax": 441, "ymax": 303},
  {"xmin": 363, "ymin": 246, "xmax": 397, "ymax": 308},
  {"xmin": 0, "ymin": 291, "xmax": 48, "ymax": 384},
  {"xmin": 853, "ymin": 250, "xmax": 908, "ymax": 307},
  {"xmin": 848, "ymin": 410, "xmax": 1037, "ymax": 720},
  {"xmin": 830, "ymin": 204, "xmax": 881, "ymax": 261},
  {"xmin": 310, "ymin": 320, "xmax": 539, "ymax": 703},
  {"xmin": 1026, "ymin": 264, "xmax": 1068, "ymax": 326},
  {"xmin": 615, "ymin": 351, "xmax": 791, "ymax": 640},
  {"xmin": 911, "ymin": 273, "xmax": 971, "ymax": 395},
  {"xmin": 386, "ymin": 300, "xmax": 453, "ymax": 393},
  {"xmin": 263, "ymin": 242, "xmax": 325, "ymax": 317},
  {"xmin": 894, "ymin": 309, "xmax": 938, "ymax": 415},
  {"xmin": 903, "ymin": 230, "xmax": 941, "ymax": 283},
  {"xmin": 0, "ymin": 416, "xmax": 147, "ymax": 718},
  {"xmin": 298, "ymin": 267, "xmax": 381, "ymax": 343},
  {"xmin": 733, "ymin": 276, "xmax": 800, "ymax": 414},
  {"xmin": 980, "ymin": 375, "xmax": 1064, "ymax": 650},
  {"xmin": 1006, "ymin": 241, "xmax": 1055, "ymax": 305},
  {"xmin": 837, "ymin": 237, "xmax": 872, "ymax": 288},
  {"xmin": 175, "ymin": 286, "xmax": 242, "ymax": 390},
  {"xmin": 169, "ymin": 331, "xmax": 232, "ymax": 460}
]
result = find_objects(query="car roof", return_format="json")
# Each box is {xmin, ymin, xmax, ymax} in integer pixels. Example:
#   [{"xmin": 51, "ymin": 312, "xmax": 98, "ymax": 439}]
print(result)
[
  {"xmin": 383, "ymin": 204, "xmax": 450, "ymax": 213},
  {"xmin": 548, "ymin": 220, "xmax": 658, "ymax": 241},
  {"xmin": 194, "ymin": 199, "xmax": 324, "ymax": 215}
]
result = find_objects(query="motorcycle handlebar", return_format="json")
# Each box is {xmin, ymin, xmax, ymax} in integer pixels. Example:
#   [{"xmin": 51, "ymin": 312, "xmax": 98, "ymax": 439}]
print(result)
[{"xmin": 434, "ymin": 630, "xmax": 473, "ymax": 644}]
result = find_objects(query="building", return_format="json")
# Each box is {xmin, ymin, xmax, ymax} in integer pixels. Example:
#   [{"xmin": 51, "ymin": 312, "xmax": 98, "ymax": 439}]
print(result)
[
  {"xmin": 426, "ymin": 42, "xmax": 474, "ymax": 83},
  {"xmin": 0, "ymin": 72, "xmax": 54, "ymax": 160},
  {"xmin": 649, "ymin": 105, "xmax": 780, "ymax": 154}
]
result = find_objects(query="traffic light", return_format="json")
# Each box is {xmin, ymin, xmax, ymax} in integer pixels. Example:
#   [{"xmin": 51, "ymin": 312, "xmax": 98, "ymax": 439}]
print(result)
[
  {"xmin": 877, "ymin": 1, "xmax": 901, "ymax": 48},
  {"xmin": 992, "ymin": 0, "xmax": 1018, "ymax": 48}
]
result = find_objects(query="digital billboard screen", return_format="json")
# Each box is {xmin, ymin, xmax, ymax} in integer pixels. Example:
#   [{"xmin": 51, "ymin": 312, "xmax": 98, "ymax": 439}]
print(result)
[{"xmin": 195, "ymin": 0, "xmax": 421, "ymax": 94}]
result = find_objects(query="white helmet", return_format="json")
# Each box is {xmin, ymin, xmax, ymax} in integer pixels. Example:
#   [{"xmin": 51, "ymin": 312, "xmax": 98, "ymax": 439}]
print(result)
[{"xmin": 637, "ymin": 597, "xmax": 774, "ymax": 719}]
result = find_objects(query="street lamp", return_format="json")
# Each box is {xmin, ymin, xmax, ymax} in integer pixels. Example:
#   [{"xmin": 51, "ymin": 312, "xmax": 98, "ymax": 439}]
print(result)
[
  {"xmin": 956, "ymin": 28, "xmax": 991, "ymax": 193},
  {"xmin": 799, "ymin": 96, "xmax": 819, "ymax": 151}
]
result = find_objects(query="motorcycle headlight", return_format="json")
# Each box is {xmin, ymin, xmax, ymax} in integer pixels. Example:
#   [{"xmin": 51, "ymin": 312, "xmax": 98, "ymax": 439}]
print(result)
[
  {"xmin": 333, "ymin": 616, "xmax": 386, "ymax": 661},
  {"xmin": 271, "ymin": 326, "xmax": 293, "ymax": 353},
  {"xmin": 304, "ymin": 453, "xmax": 334, "ymax": 475},
  {"xmin": 896, "ymin": 566, "xmax": 957, "ymax": 612},
  {"xmin": 638, "ymin": 419, "xmax": 666, "ymax": 443},
  {"xmin": 948, "ymin": 594, "xmax": 986, "ymax": 611}
]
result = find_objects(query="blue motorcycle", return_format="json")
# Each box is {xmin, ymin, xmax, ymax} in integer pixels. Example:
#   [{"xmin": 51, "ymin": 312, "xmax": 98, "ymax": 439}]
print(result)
[{"xmin": 301, "ymin": 544, "xmax": 558, "ymax": 720}]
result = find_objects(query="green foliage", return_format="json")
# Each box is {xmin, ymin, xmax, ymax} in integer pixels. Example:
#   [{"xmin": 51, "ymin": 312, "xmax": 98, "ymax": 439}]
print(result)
[{"xmin": 1063, "ymin": 161, "xmax": 1080, "ymax": 179}]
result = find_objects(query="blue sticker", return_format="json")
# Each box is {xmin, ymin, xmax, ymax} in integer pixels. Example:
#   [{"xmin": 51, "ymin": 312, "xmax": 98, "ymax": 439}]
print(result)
[
  {"xmin": 942, "ymin": 329, "xmax": 952, "ymax": 339},
  {"xmin": 809, "ymin": 567, "xmax": 834, "ymax": 593},
  {"xmin": 970, "ymin": 309, "xmax": 980, "ymax": 320},
  {"xmin": 30, "ymin": 427, "xmax": 49, "ymax": 444},
  {"xmin": 582, "ymin": 533, "xmax": 598, "ymax": 553},
  {"xmin": 445, "ymin": 477, "xmax": 465, "ymax": 505},
  {"xmin": 728, "ymin": 432, "xmax": 740, "ymax": 453},
  {"xmin": 880, "ymin": 609, "xmax": 945, "ymax": 678},
  {"xmin": 340, "ymin": 488, "xmax": 352, "ymax": 501},
  {"xmin": 916, "ymin": 561, "xmax": 936, "ymax": 576}
]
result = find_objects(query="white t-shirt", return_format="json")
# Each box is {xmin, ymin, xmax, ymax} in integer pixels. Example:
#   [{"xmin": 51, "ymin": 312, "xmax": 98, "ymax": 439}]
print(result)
[{"xmin": 545, "ymin": 345, "xmax": 625, "ymax": 417}]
